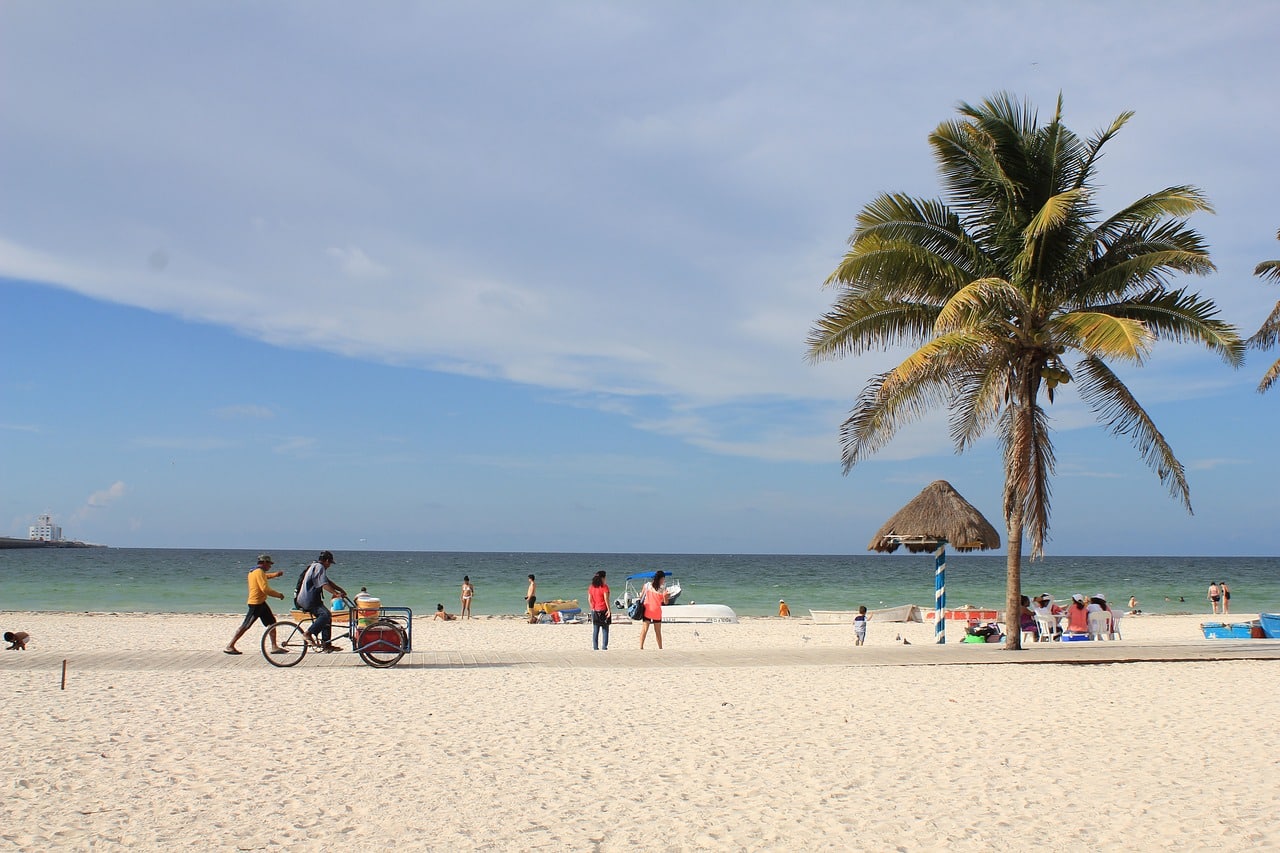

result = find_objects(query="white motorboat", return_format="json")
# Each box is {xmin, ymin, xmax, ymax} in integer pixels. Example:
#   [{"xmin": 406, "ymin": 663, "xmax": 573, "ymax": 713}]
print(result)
[
  {"xmin": 612, "ymin": 572, "xmax": 736, "ymax": 622},
  {"xmin": 614, "ymin": 571, "xmax": 683, "ymax": 609}
]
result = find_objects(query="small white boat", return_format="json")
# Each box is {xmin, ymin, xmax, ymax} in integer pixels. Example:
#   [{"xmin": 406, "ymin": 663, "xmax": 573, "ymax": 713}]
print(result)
[
  {"xmin": 658, "ymin": 604, "xmax": 738, "ymax": 624},
  {"xmin": 810, "ymin": 604, "xmax": 924, "ymax": 624},
  {"xmin": 809, "ymin": 609, "xmax": 859, "ymax": 625}
]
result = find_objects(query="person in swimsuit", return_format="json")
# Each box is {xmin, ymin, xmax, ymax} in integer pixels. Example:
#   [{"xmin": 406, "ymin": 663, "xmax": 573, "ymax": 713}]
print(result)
[
  {"xmin": 1220, "ymin": 581, "xmax": 1231, "ymax": 615},
  {"xmin": 434, "ymin": 603, "xmax": 458, "ymax": 621},
  {"xmin": 638, "ymin": 570, "xmax": 669, "ymax": 650},
  {"xmin": 525, "ymin": 574, "xmax": 537, "ymax": 621},
  {"xmin": 460, "ymin": 575, "xmax": 474, "ymax": 619},
  {"xmin": 1207, "ymin": 582, "xmax": 1220, "ymax": 615}
]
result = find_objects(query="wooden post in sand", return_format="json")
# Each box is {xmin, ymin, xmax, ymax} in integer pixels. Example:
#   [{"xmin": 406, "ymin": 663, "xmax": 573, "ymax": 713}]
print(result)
[{"xmin": 61, "ymin": 659, "xmax": 67, "ymax": 690}]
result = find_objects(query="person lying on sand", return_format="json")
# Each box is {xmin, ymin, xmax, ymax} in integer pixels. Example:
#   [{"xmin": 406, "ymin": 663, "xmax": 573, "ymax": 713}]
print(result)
[
  {"xmin": 434, "ymin": 604, "xmax": 458, "ymax": 621},
  {"xmin": 4, "ymin": 630, "xmax": 29, "ymax": 650}
]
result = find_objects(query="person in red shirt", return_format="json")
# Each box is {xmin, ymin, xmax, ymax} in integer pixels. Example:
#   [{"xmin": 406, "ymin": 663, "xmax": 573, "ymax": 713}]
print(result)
[{"xmin": 588, "ymin": 571, "xmax": 611, "ymax": 650}]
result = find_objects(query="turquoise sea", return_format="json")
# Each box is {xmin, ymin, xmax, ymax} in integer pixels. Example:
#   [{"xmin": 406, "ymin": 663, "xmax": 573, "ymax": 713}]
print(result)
[{"xmin": 3, "ymin": 548, "xmax": 1278, "ymax": 618}]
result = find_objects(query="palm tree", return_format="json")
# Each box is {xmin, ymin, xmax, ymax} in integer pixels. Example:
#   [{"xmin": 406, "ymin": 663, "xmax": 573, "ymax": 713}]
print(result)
[
  {"xmin": 807, "ymin": 93, "xmax": 1242, "ymax": 648},
  {"xmin": 1248, "ymin": 230, "xmax": 1280, "ymax": 392}
]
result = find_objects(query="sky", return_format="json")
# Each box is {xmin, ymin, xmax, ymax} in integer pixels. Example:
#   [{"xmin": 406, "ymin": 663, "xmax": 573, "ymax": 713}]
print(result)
[{"xmin": 2, "ymin": 1, "xmax": 1278, "ymax": 556}]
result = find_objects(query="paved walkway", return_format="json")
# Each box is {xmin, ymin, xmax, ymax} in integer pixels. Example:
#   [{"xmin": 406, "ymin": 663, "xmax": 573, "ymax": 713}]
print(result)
[{"xmin": 4, "ymin": 640, "xmax": 1280, "ymax": 672}]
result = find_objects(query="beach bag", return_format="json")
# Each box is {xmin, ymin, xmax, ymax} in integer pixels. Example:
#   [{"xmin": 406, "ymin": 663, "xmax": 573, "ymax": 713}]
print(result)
[{"xmin": 627, "ymin": 594, "xmax": 645, "ymax": 621}]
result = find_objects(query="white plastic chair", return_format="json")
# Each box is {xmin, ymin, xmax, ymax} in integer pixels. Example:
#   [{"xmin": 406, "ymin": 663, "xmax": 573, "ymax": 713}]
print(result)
[
  {"xmin": 1034, "ymin": 614, "xmax": 1058, "ymax": 641},
  {"xmin": 1107, "ymin": 610, "xmax": 1122, "ymax": 640},
  {"xmin": 1087, "ymin": 610, "xmax": 1110, "ymax": 640}
]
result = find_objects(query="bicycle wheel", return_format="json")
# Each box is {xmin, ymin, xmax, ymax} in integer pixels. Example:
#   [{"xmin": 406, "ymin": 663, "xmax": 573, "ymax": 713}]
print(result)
[
  {"xmin": 262, "ymin": 621, "xmax": 308, "ymax": 667},
  {"xmin": 357, "ymin": 620, "xmax": 407, "ymax": 668}
]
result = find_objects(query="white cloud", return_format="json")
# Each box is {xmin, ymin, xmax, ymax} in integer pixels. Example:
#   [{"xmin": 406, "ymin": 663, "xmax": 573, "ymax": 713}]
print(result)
[
  {"xmin": 69, "ymin": 481, "xmax": 127, "ymax": 524},
  {"xmin": 87, "ymin": 481, "xmax": 126, "ymax": 507},
  {"xmin": 273, "ymin": 437, "xmax": 318, "ymax": 456},
  {"xmin": 1, "ymin": 3, "xmax": 1275, "ymax": 466},
  {"xmin": 325, "ymin": 246, "xmax": 388, "ymax": 279},
  {"xmin": 214, "ymin": 404, "xmax": 276, "ymax": 420}
]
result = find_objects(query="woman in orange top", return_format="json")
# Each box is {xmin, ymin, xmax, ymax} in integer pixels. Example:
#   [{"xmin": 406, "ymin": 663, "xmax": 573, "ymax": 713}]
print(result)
[
  {"xmin": 1065, "ymin": 594, "xmax": 1090, "ymax": 635},
  {"xmin": 639, "ymin": 570, "xmax": 669, "ymax": 650}
]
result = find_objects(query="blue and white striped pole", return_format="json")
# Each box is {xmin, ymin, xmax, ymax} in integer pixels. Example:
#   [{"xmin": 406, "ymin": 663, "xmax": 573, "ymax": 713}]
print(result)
[{"xmin": 934, "ymin": 541, "xmax": 947, "ymax": 644}]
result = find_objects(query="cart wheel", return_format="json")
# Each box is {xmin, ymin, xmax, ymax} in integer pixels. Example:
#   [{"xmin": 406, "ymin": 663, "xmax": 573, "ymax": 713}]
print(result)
[
  {"xmin": 262, "ymin": 621, "xmax": 308, "ymax": 667},
  {"xmin": 357, "ymin": 620, "xmax": 407, "ymax": 668}
]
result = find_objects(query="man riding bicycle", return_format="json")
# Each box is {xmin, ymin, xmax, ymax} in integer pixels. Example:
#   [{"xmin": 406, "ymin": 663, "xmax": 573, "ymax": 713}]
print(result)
[{"xmin": 297, "ymin": 550, "xmax": 348, "ymax": 652}]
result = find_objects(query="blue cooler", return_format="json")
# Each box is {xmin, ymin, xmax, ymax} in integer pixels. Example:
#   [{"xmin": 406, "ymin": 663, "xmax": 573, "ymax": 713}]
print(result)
[{"xmin": 1201, "ymin": 622, "xmax": 1231, "ymax": 639}]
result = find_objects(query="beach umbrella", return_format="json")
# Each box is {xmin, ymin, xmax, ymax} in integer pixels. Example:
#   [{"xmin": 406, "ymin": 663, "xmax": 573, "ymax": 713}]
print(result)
[{"xmin": 868, "ymin": 480, "xmax": 1000, "ymax": 644}]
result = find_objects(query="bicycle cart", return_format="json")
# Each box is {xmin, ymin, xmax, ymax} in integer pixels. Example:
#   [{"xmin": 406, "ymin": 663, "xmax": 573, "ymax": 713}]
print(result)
[{"xmin": 262, "ymin": 606, "xmax": 413, "ymax": 668}]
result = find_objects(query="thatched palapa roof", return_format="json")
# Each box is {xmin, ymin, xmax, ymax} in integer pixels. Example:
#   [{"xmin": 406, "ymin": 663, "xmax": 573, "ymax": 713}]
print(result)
[{"xmin": 868, "ymin": 480, "xmax": 1000, "ymax": 553}]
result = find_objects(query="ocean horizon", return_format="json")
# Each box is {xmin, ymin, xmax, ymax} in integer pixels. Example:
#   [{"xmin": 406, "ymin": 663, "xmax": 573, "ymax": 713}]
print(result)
[{"xmin": 4, "ymin": 547, "xmax": 1276, "ymax": 619}]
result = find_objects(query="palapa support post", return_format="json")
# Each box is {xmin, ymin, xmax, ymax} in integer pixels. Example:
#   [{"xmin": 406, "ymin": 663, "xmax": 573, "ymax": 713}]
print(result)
[{"xmin": 934, "ymin": 542, "xmax": 946, "ymax": 645}]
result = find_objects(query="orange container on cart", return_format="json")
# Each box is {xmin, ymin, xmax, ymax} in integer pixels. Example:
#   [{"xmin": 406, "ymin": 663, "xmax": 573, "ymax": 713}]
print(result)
[{"xmin": 356, "ymin": 597, "xmax": 381, "ymax": 627}]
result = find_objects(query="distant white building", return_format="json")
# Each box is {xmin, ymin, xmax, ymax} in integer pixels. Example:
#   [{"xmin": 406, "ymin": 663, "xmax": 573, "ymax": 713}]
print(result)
[{"xmin": 29, "ymin": 512, "xmax": 62, "ymax": 542}]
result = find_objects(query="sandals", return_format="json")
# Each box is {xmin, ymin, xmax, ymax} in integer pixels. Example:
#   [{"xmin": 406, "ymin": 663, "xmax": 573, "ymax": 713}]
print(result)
[{"xmin": 223, "ymin": 648, "xmax": 242, "ymax": 655}]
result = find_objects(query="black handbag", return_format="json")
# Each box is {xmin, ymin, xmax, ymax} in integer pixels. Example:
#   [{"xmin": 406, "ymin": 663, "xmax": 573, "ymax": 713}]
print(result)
[{"xmin": 626, "ymin": 595, "xmax": 645, "ymax": 620}]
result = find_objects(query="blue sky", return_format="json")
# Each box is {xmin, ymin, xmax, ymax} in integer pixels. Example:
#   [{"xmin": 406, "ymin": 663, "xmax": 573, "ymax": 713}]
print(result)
[{"xmin": 2, "ymin": 2, "xmax": 1278, "ymax": 555}]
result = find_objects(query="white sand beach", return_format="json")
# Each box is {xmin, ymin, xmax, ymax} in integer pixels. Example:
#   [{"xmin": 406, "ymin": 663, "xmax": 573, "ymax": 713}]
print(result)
[{"xmin": 3, "ymin": 611, "xmax": 1278, "ymax": 851}]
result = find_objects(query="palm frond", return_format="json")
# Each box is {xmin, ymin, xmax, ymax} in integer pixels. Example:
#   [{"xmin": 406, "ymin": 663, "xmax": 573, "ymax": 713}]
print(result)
[
  {"xmin": 1000, "ymin": 400, "xmax": 1056, "ymax": 558},
  {"xmin": 934, "ymin": 277, "xmax": 1024, "ymax": 333},
  {"xmin": 1092, "ymin": 186, "xmax": 1215, "ymax": 245},
  {"xmin": 1097, "ymin": 288, "xmax": 1243, "ymax": 365},
  {"xmin": 949, "ymin": 357, "xmax": 1013, "ymax": 450},
  {"xmin": 1074, "ymin": 355, "xmax": 1192, "ymax": 512},
  {"xmin": 806, "ymin": 298, "xmax": 939, "ymax": 362},
  {"xmin": 1246, "ymin": 301, "xmax": 1280, "ymax": 351},
  {"xmin": 1257, "ymin": 356, "xmax": 1280, "ymax": 393},
  {"xmin": 1049, "ymin": 312, "xmax": 1152, "ymax": 362},
  {"xmin": 1073, "ymin": 110, "xmax": 1134, "ymax": 190},
  {"xmin": 838, "ymin": 332, "xmax": 988, "ymax": 470}
]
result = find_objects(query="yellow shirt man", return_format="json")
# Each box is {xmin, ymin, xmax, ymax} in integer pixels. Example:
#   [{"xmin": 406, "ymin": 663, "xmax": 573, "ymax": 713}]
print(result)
[{"xmin": 779, "ymin": 600, "xmax": 791, "ymax": 618}]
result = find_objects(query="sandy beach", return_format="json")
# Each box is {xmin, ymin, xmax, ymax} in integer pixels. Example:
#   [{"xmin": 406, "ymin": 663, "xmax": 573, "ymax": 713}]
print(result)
[{"xmin": 3, "ymin": 611, "xmax": 1278, "ymax": 851}]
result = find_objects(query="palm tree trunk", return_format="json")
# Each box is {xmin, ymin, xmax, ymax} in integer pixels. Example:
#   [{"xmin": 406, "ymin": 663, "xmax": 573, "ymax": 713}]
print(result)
[
  {"xmin": 1004, "ymin": 507, "xmax": 1024, "ymax": 650},
  {"xmin": 1004, "ymin": 370, "xmax": 1035, "ymax": 651}
]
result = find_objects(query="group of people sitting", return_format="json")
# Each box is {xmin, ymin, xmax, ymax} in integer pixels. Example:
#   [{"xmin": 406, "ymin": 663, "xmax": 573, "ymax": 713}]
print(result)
[{"xmin": 1020, "ymin": 592, "xmax": 1119, "ymax": 641}]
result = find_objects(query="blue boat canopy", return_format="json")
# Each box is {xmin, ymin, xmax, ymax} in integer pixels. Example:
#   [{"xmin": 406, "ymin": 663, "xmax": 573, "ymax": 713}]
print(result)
[{"xmin": 625, "ymin": 571, "xmax": 666, "ymax": 581}]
